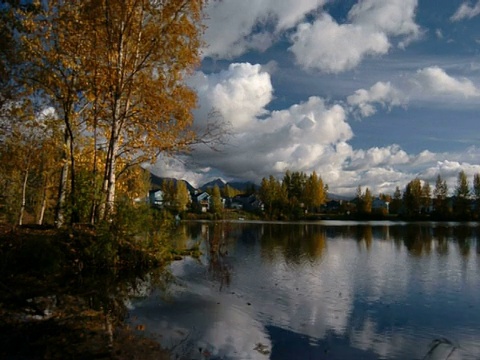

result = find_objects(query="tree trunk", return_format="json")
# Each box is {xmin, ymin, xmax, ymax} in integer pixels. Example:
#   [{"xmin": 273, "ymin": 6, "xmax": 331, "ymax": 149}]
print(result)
[
  {"xmin": 18, "ymin": 167, "xmax": 29, "ymax": 226},
  {"xmin": 37, "ymin": 174, "xmax": 48, "ymax": 225},
  {"xmin": 54, "ymin": 129, "xmax": 70, "ymax": 228},
  {"xmin": 38, "ymin": 197, "xmax": 46, "ymax": 225},
  {"xmin": 104, "ymin": 136, "xmax": 118, "ymax": 221},
  {"xmin": 66, "ymin": 119, "xmax": 78, "ymax": 224}
]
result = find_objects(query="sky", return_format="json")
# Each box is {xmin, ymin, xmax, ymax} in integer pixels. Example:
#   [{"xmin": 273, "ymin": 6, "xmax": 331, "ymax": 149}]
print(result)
[{"xmin": 151, "ymin": 0, "xmax": 480, "ymax": 197}]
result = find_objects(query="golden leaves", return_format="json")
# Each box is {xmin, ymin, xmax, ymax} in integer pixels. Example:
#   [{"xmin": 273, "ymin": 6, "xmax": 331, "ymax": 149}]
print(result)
[{"xmin": 9, "ymin": 0, "xmax": 208, "ymax": 221}]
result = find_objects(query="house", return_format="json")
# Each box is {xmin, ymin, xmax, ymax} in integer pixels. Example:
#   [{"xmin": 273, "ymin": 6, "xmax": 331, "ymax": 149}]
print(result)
[
  {"xmin": 229, "ymin": 194, "xmax": 263, "ymax": 212},
  {"xmin": 323, "ymin": 200, "xmax": 342, "ymax": 213},
  {"xmin": 148, "ymin": 189, "xmax": 164, "ymax": 207},
  {"xmin": 372, "ymin": 198, "xmax": 389, "ymax": 214},
  {"xmin": 193, "ymin": 191, "xmax": 211, "ymax": 213}
]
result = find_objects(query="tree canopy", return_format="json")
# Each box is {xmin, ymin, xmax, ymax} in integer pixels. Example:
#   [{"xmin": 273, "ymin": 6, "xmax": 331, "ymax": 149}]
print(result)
[{"xmin": 1, "ymin": 0, "xmax": 207, "ymax": 225}]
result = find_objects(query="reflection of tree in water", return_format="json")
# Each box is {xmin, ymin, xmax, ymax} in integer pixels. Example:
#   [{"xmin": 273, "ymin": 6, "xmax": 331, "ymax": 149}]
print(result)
[
  {"xmin": 259, "ymin": 224, "xmax": 327, "ymax": 264},
  {"xmin": 452, "ymin": 226, "xmax": 472, "ymax": 258},
  {"xmin": 354, "ymin": 225, "xmax": 373, "ymax": 250},
  {"xmin": 403, "ymin": 225, "xmax": 433, "ymax": 256},
  {"xmin": 205, "ymin": 223, "xmax": 232, "ymax": 291},
  {"xmin": 433, "ymin": 226, "xmax": 450, "ymax": 256},
  {"xmin": 256, "ymin": 223, "xmax": 480, "ymax": 261},
  {"xmin": 181, "ymin": 221, "xmax": 203, "ymax": 242},
  {"xmin": 476, "ymin": 227, "xmax": 480, "ymax": 255},
  {"xmin": 389, "ymin": 226, "xmax": 407, "ymax": 250}
]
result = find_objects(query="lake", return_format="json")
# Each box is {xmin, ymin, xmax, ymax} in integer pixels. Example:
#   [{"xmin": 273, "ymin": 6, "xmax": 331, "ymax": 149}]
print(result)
[{"xmin": 128, "ymin": 221, "xmax": 480, "ymax": 360}]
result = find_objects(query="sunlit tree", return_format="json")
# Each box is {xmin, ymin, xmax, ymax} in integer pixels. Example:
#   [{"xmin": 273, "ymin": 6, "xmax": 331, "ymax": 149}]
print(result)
[
  {"xmin": 362, "ymin": 188, "xmax": 373, "ymax": 214},
  {"xmin": 161, "ymin": 179, "xmax": 176, "ymax": 208},
  {"xmin": 16, "ymin": 0, "xmax": 92, "ymax": 226},
  {"xmin": 259, "ymin": 175, "xmax": 287, "ymax": 219},
  {"xmin": 211, "ymin": 185, "xmax": 223, "ymax": 215},
  {"xmin": 11, "ymin": 0, "xmax": 208, "ymax": 225},
  {"xmin": 304, "ymin": 171, "xmax": 327, "ymax": 212},
  {"xmin": 175, "ymin": 181, "xmax": 190, "ymax": 213},
  {"xmin": 82, "ymin": 0, "xmax": 205, "ymax": 220}
]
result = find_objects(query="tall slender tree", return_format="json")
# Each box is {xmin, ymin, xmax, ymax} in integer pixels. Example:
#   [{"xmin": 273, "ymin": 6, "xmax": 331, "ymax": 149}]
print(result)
[
  {"xmin": 389, "ymin": 186, "xmax": 402, "ymax": 214},
  {"xmin": 421, "ymin": 180, "xmax": 431, "ymax": 213},
  {"xmin": 259, "ymin": 175, "xmax": 287, "ymax": 219},
  {"xmin": 16, "ymin": 0, "xmax": 91, "ymax": 226},
  {"xmin": 304, "ymin": 171, "xmax": 327, "ymax": 212},
  {"xmin": 433, "ymin": 174, "xmax": 449, "ymax": 218},
  {"xmin": 454, "ymin": 170, "xmax": 470, "ymax": 218},
  {"xmin": 175, "ymin": 181, "xmax": 190, "ymax": 213},
  {"xmin": 211, "ymin": 185, "xmax": 223, "ymax": 215},
  {"xmin": 362, "ymin": 188, "xmax": 373, "ymax": 214}
]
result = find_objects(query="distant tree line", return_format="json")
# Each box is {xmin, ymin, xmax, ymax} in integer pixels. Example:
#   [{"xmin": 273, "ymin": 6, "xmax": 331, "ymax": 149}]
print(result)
[
  {"xmin": 335, "ymin": 170, "xmax": 480, "ymax": 221},
  {"xmin": 258, "ymin": 170, "xmax": 327, "ymax": 220},
  {"xmin": 256, "ymin": 170, "xmax": 480, "ymax": 221}
]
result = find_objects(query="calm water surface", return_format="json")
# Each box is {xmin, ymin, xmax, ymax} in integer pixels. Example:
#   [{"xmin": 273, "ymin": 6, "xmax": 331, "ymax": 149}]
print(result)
[{"xmin": 128, "ymin": 221, "xmax": 480, "ymax": 359}]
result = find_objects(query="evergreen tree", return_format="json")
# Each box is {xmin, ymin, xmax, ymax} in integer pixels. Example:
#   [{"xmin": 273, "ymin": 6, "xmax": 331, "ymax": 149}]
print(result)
[
  {"xmin": 421, "ymin": 180, "xmax": 431, "ymax": 213},
  {"xmin": 433, "ymin": 174, "xmax": 449, "ymax": 218},
  {"xmin": 454, "ymin": 170, "xmax": 470, "ymax": 218},
  {"xmin": 355, "ymin": 185, "xmax": 363, "ymax": 214},
  {"xmin": 389, "ymin": 186, "xmax": 402, "ymax": 214}
]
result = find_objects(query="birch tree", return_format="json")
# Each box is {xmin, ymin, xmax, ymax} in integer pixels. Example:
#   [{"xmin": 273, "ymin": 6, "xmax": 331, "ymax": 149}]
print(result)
[
  {"xmin": 12, "ymin": 0, "xmax": 207, "ymax": 225},
  {"xmin": 83, "ymin": 0, "xmax": 205, "ymax": 220},
  {"xmin": 17, "ymin": 0, "xmax": 91, "ymax": 226}
]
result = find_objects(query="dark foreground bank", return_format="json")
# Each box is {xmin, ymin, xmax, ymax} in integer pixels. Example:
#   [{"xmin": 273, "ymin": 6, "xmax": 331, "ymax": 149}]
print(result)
[{"xmin": 0, "ymin": 224, "xmax": 181, "ymax": 359}]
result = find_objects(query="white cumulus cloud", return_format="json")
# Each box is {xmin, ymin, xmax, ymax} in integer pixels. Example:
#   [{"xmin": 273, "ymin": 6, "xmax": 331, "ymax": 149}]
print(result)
[
  {"xmin": 412, "ymin": 66, "xmax": 480, "ymax": 98},
  {"xmin": 189, "ymin": 63, "xmax": 273, "ymax": 131},
  {"xmin": 202, "ymin": 0, "xmax": 326, "ymax": 59},
  {"xmin": 347, "ymin": 81, "xmax": 406, "ymax": 117},
  {"xmin": 348, "ymin": 66, "xmax": 480, "ymax": 114},
  {"xmin": 347, "ymin": 0, "xmax": 421, "ymax": 47},
  {"xmin": 289, "ymin": 14, "xmax": 390, "ymax": 73},
  {"xmin": 289, "ymin": 0, "xmax": 420, "ymax": 73},
  {"xmin": 451, "ymin": 0, "xmax": 480, "ymax": 21}
]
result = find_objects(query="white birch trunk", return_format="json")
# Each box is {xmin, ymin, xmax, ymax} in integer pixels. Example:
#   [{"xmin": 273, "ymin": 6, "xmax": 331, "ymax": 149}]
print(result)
[
  {"xmin": 54, "ymin": 130, "xmax": 70, "ymax": 228},
  {"xmin": 18, "ymin": 168, "xmax": 29, "ymax": 226}
]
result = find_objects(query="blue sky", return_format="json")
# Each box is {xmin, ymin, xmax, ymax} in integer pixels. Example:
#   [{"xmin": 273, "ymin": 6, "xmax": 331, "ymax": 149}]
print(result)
[{"xmin": 152, "ymin": 0, "xmax": 480, "ymax": 196}]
